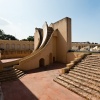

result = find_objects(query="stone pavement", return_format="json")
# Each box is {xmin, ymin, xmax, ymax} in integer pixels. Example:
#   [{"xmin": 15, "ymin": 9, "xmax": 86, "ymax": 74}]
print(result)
[{"xmin": 1, "ymin": 63, "xmax": 85, "ymax": 100}]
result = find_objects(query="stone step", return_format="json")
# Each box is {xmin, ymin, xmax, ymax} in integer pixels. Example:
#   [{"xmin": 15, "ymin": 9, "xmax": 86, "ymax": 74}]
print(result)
[
  {"xmin": 80, "ymin": 61, "xmax": 100, "ymax": 64},
  {"xmin": 0, "ymin": 71, "xmax": 24, "ymax": 79},
  {"xmin": 69, "ymin": 70, "xmax": 100, "ymax": 83},
  {"xmin": 82, "ymin": 60, "xmax": 100, "ymax": 63},
  {"xmin": 57, "ymin": 75, "xmax": 100, "ymax": 99},
  {"xmin": 79, "ymin": 60, "xmax": 99, "ymax": 63},
  {"xmin": 79, "ymin": 62, "xmax": 99, "ymax": 65},
  {"xmin": 54, "ymin": 55, "xmax": 100, "ymax": 100},
  {"xmin": 76, "ymin": 65, "xmax": 100, "ymax": 72},
  {"xmin": 83, "ymin": 58, "xmax": 99, "ymax": 61},
  {"xmin": 83, "ymin": 56, "xmax": 99, "ymax": 58},
  {"xmin": 64, "ymin": 73, "xmax": 100, "ymax": 91},
  {"xmin": 0, "ymin": 73, "xmax": 25, "ymax": 82},
  {"xmin": 76, "ymin": 63, "xmax": 100, "ymax": 68},
  {"xmin": 0, "ymin": 68, "xmax": 19, "ymax": 73},
  {"xmin": 61, "ymin": 74, "xmax": 100, "ymax": 92},
  {"xmin": 78, "ymin": 62, "xmax": 100, "ymax": 65},
  {"xmin": 82, "ymin": 58, "xmax": 100, "ymax": 61},
  {"xmin": 54, "ymin": 76, "xmax": 100, "ymax": 100},
  {"xmin": 0, "ymin": 69, "xmax": 23, "ymax": 76},
  {"xmin": 85, "ymin": 56, "xmax": 100, "ymax": 58},
  {"xmin": 54, "ymin": 78, "xmax": 92, "ymax": 100},
  {"xmin": 74, "ymin": 67, "xmax": 100, "ymax": 75},
  {"xmin": 0, "ymin": 68, "xmax": 25, "ymax": 82},
  {"xmin": 83, "ymin": 58, "xmax": 99, "ymax": 60},
  {"xmin": 70, "ymin": 68, "xmax": 100, "ymax": 79}
]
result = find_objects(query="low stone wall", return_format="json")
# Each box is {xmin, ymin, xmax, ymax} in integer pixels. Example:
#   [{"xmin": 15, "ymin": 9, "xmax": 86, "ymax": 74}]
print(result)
[
  {"xmin": 62, "ymin": 54, "xmax": 85, "ymax": 74},
  {"xmin": 1, "ymin": 50, "xmax": 32, "ymax": 59},
  {"xmin": 2, "ymin": 59, "xmax": 20, "ymax": 68},
  {"xmin": 66, "ymin": 52, "xmax": 85, "ymax": 64},
  {"xmin": 62, "ymin": 52, "xmax": 91, "ymax": 74}
]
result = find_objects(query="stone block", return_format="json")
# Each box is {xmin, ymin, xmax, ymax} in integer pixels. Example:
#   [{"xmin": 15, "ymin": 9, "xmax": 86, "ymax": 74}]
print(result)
[
  {"xmin": 62, "ymin": 67, "xmax": 70, "ymax": 74},
  {"xmin": 67, "ymin": 63, "xmax": 74, "ymax": 69}
]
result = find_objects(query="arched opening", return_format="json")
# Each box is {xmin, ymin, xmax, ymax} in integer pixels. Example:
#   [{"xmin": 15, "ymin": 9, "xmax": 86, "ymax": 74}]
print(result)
[
  {"xmin": 53, "ymin": 57, "xmax": 55, "ymax": 63},
  {"xmin": 49, "ymin": 53, "xmax": 52, "ymax": 64},
  {"xmin": 6, "ymin": 44, "xmax": 9, "ymax": 50},
  {"xmin": 17, "ymin": 44, "xmax": 20, "ymax": 50},
  {"xmin": 78, "ymin": 46, "xmax": 81, "ymax": 50},
  {"xmin": 0, "ymin": 43, "xmax": 4, "ymax": 49},
  {"xmin": 39, "ymin": 58, "xmax": 45, "ymax": 67},
  {"xmin": 12, "ymin": 44, "xmax": 15, "ymax": 50}
]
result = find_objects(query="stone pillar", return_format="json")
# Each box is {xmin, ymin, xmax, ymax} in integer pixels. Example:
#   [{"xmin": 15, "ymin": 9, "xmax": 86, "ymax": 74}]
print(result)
[{"xmin": 50, "ymin": 17, "xmax": 72, "ymax": 63}]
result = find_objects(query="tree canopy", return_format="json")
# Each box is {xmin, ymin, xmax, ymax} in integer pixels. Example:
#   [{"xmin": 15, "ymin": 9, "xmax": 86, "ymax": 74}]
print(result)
[
  {"xmin": 27, "ymin": 36, "xmax": 34, "ymax": 41},
  {"xmin": 0, "ymin": 29, "xmax": 18, "ymax": 40},
  {"xmin": 21, "ymin": 36, "xmax": 34, "ymax": 41},
  {"xmin": 0, "ymin": 29, "xmax": 34, "ymax": 41}
]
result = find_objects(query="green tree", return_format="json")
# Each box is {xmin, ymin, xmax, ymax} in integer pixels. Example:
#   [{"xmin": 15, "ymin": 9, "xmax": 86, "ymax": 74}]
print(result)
[
  {"xmin": 21, "ymin": 39, "xmax": 27, "ymax": 41},
  {"xmin": 0, "ymin": 29, "xmax": 5, "ymax": 39},
  {"xmin": 0, "ymin": 29, "xmax": 18, "ymax": 40},
  {"xmin": 27, "ymin": 36, "xmax": 34, "ymax": 41}
]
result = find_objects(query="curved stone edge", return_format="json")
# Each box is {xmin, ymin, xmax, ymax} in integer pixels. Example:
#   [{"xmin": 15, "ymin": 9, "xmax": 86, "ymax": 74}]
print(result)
[
  {"xmin": 39, "ymin": 22, "xmax": 48, "ymax": 48},
  {"xmin": 14, "ymin": 29, "xmax": 57, "ymax": 71}
]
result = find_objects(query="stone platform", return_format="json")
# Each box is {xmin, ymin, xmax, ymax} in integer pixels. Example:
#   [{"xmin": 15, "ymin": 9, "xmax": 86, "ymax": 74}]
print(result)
[{"xmin": 1, "ymin": 63, "xmax": 84, "ymax": 100}]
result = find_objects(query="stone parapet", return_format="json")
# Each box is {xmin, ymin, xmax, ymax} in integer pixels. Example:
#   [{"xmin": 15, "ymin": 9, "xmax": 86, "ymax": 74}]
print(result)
[{"xmin": 62, "ymin": 53, "xmax": 91, "ymax": 74}]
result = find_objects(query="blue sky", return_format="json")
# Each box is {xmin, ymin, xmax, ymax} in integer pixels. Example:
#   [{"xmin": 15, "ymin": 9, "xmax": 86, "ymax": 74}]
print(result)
[{"xmin": 0, "ymin": 0, "xmax": 100, "ymax": 43}]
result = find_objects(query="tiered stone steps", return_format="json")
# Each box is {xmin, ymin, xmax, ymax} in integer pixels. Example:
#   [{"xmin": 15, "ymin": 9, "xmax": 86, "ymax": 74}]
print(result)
[
  {"xmin": 0, "ymin": 67, "xmax": 25, "ymax": 82},
  {"xmin": 54, "ymin": 55, "xmax": 100, "ymax": 100}
]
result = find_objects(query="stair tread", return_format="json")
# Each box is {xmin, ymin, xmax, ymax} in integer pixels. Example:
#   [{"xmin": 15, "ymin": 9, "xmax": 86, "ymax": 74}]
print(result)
[
  {"xmin": 73, "ymin": 67, "xmax": 100, "ymax": 75},
  {"xmin": 57, "ymin": 76, "xmax": 100, "ymax": 97},
  {"xmin": 0, "ymin": 68, "xmax": 25, "ymax": 82},
  {"xmin": 54, "ymin": 77, "xmax": 100, "ymax": 100},
  {"xmin": 62, "ymin": 74, "xmax": 100, "ymax": 91},
  {"xmin": 69, "ymin": 71, "xmax": 100, "ymax": 82},
  {"xmin": 70, "ymin": 69, "xmax": 100, "ymax": 79},
  {"xmin": 0, "ymin": 73, "xmax": 25, "ymax": 82},
  {"xmin": 54, "ymin": 55, "xmax": 100, "ymax": 100},
  {"xmin": 76, "ymin": 65, "xmax": 100, "ymax": 72}
]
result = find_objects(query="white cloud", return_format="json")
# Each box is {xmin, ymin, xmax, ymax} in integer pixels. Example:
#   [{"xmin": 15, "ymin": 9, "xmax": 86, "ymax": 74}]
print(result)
[
  {"xmin": 0, "ymin": 17, "xmax": 12, "ymax": 26},
  {"xmin": 0, "ymin": 17, "xmax": 24, "ymax": 39},
  {"xmin": 0, "ymin": 17, "xmax": 33, "ymax": 40}
]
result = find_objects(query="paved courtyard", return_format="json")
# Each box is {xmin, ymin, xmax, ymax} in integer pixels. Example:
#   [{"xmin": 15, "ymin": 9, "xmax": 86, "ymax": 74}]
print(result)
[{"xmin": 1, "ymin": 63, "xmax": 85, "ymax": 100}]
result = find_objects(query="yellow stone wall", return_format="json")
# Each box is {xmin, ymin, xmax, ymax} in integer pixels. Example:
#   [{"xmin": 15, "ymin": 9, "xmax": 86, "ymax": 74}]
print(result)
[
  {"xmin": 1, "ymin": 50, "xmax": 32, "ymax": 59},
  {"xmin": 66, "ymin": 52, "xmax": 85, "ymax": 63},
  {"xmin": 0, "ymin": 40, "xmax": 34, "ymax": 59},
  {"xmin": 0, "ymin": 40, "xmax": 34, "ymax": 51},
  {"xmin": 14, "ymin": 17, "xmax": 72, "ymax": 71},
  {"xmin": 50, "ymin": 17, "xmax": 71, "ymax": 63}
]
